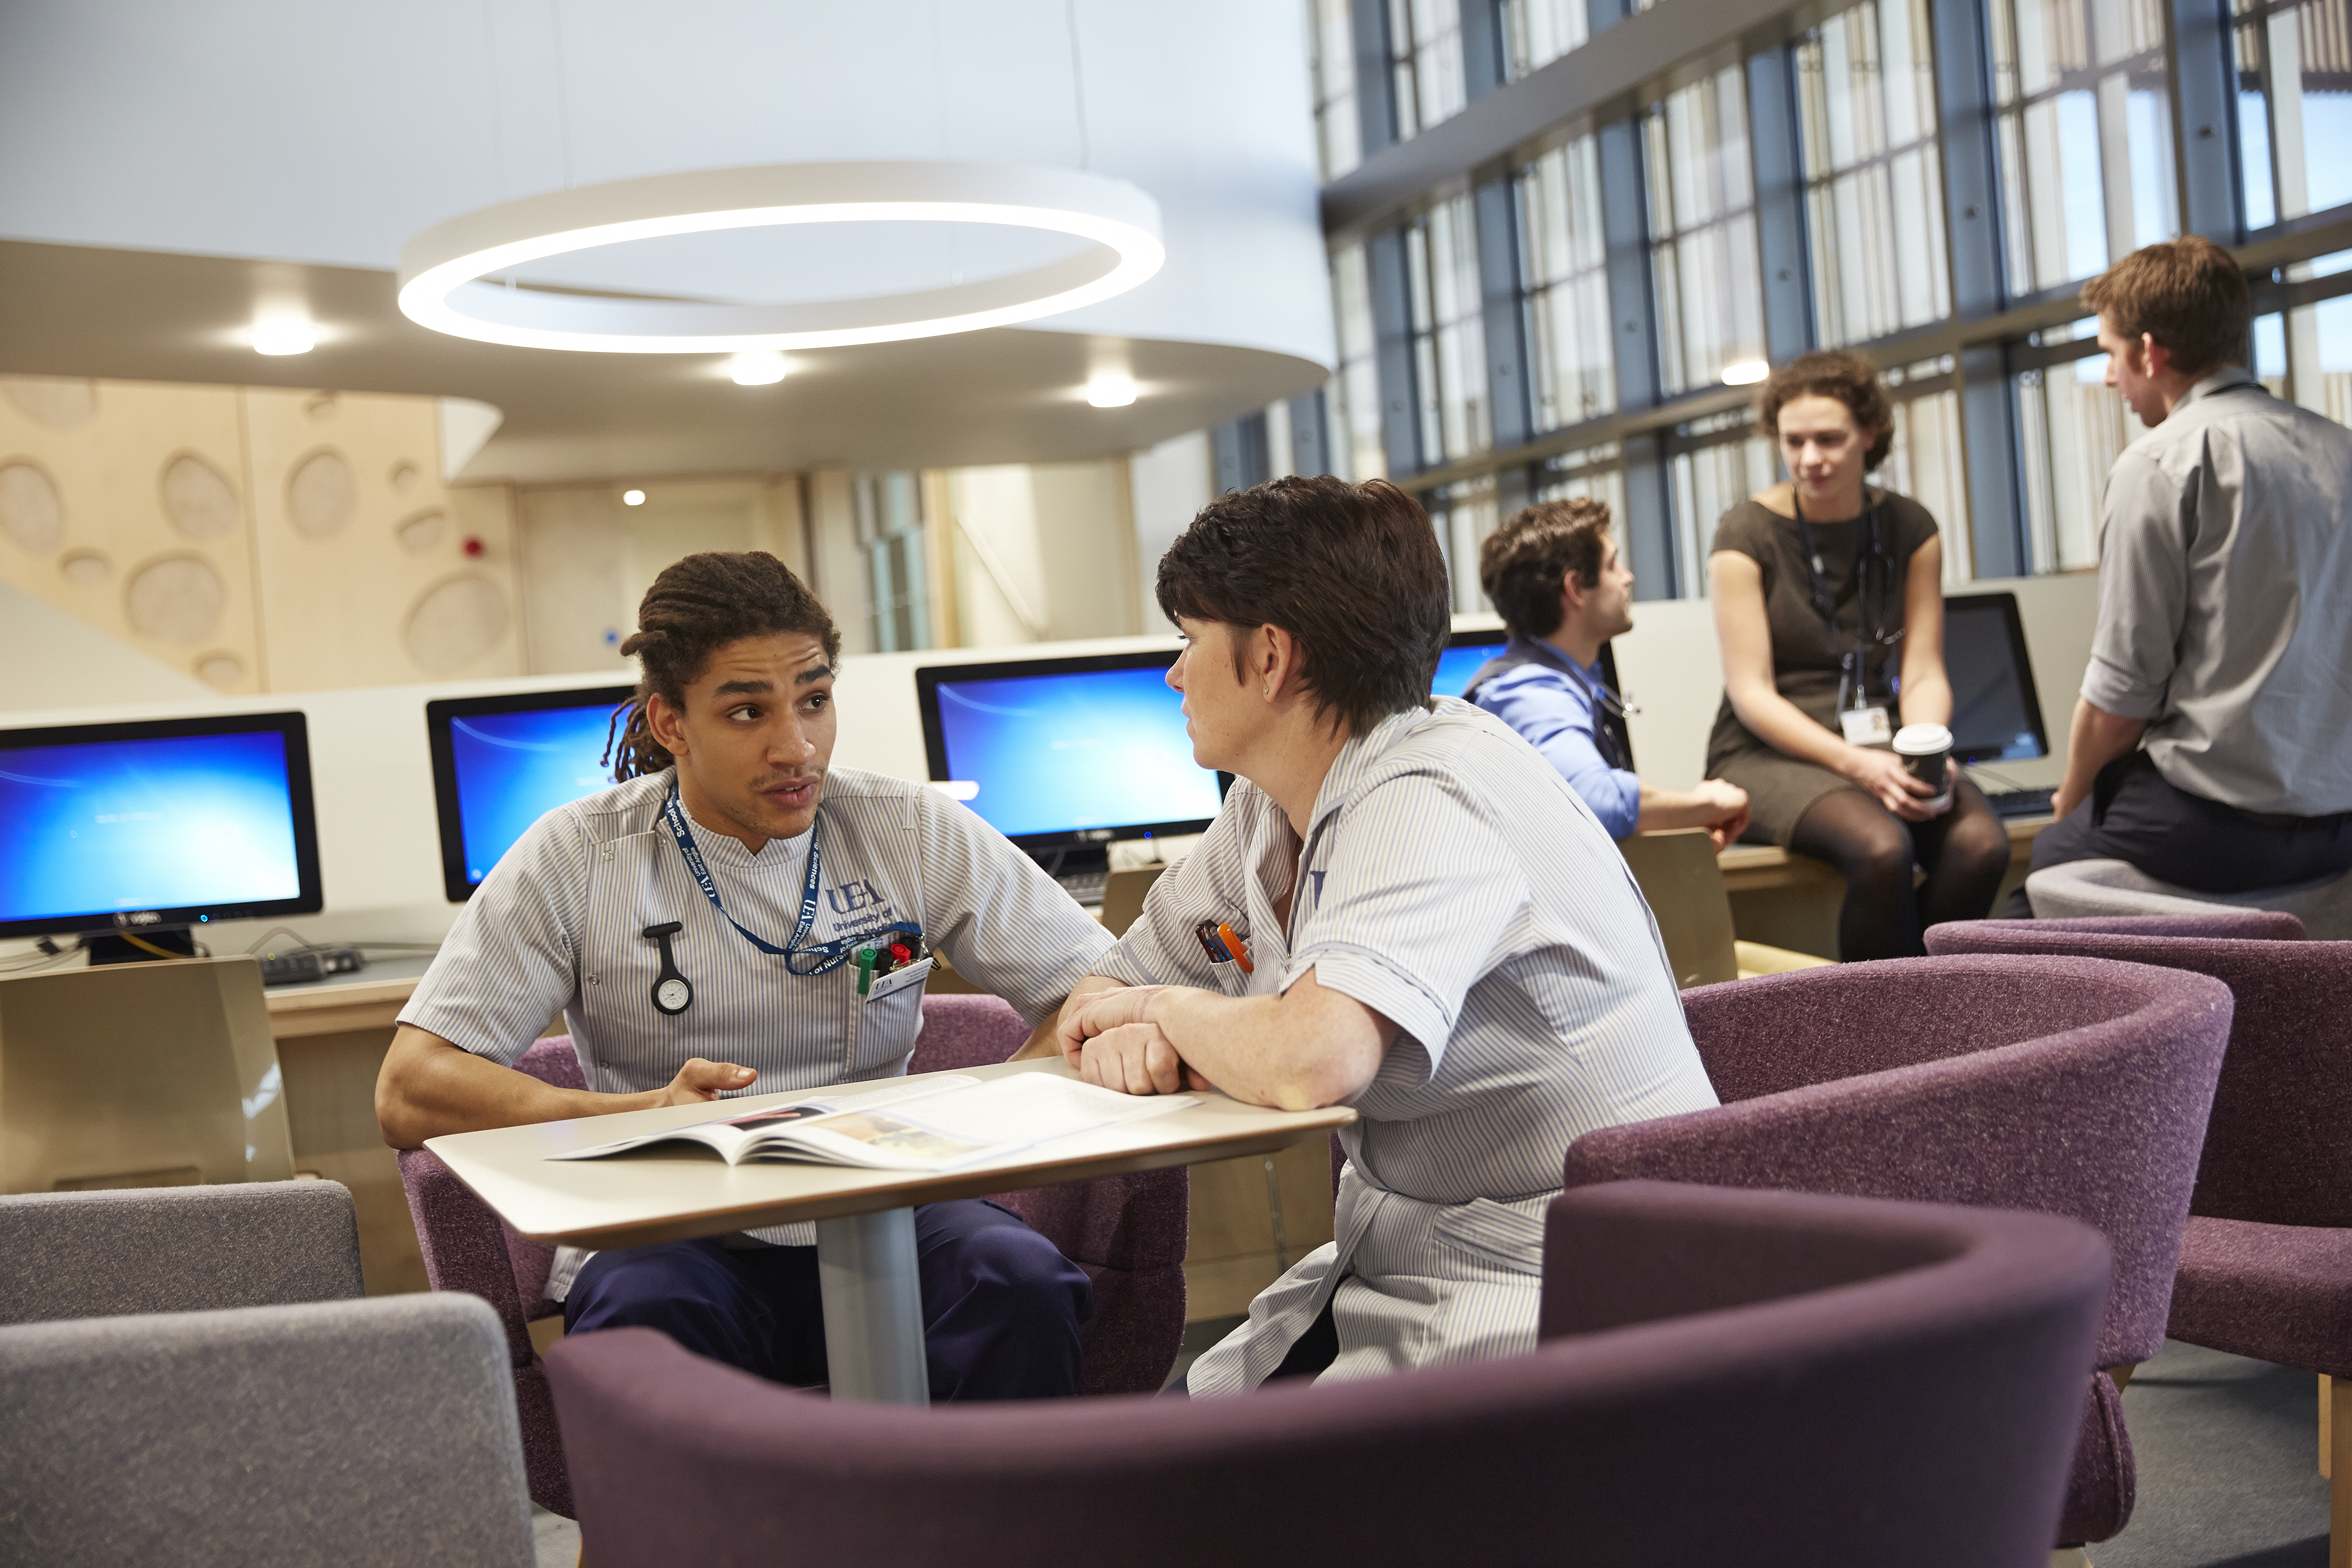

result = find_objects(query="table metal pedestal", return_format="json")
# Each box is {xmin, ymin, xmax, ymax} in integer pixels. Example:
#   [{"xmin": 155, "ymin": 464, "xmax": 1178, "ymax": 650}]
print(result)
[{"xmin": 815, "ymin": 1207, "xmax": 929, "ymax": 1405}]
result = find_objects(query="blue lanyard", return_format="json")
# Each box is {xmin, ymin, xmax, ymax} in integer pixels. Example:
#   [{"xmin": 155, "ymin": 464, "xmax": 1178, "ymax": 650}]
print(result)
[{"xmin": 659, "ymin": 786, "xmax": 913, "ymax": 976}]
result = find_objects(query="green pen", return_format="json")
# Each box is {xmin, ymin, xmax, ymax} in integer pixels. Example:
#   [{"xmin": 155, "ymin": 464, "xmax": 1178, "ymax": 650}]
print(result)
[{"xmin": 855, "ymin": 947, "xmax": 877, "ymax": 996}]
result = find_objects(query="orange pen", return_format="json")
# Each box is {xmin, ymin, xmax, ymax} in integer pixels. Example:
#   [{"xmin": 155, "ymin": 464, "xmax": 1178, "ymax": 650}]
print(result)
[{"xmin": 1217, "ymin": 922, "xmax": 1254, "ymax": 973}]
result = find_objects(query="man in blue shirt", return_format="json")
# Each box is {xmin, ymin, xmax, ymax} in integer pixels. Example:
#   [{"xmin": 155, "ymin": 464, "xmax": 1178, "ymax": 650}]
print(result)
[{"xmin": 1470, "ymin": 499, "xmax": 1750, "ymax": 845}]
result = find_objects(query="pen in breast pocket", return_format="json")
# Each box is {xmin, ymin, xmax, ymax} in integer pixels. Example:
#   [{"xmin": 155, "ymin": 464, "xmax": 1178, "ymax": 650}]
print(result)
[{"xmin": 1193, "ymin": 918, "xmax": 1254, "ymax": 974}]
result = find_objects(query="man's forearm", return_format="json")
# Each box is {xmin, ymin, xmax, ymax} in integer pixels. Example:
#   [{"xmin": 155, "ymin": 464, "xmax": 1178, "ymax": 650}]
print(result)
[
  {"xmin": 375, "ymin": 1025, "xmax": 662, "ymax": 1149},
  {"xmin": 1635, "ymin": 782, "xmax": 1727, "ymax": 832},
  {"xmin": 2053, "ymin": 697, "xmax": 2149, "ymax": 820}
]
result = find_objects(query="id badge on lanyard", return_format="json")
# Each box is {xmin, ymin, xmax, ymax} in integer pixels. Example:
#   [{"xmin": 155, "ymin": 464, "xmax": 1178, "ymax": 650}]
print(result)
[{"xmin": 1838, "ymin": 703, "xmax": 1893, "ymax": 746}]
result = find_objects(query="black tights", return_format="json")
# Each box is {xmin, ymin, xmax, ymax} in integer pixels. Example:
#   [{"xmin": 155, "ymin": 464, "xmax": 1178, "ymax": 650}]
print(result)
[{"xmin": 1789, "ymin": 780, "xmax": 2011, "ymax": 961}]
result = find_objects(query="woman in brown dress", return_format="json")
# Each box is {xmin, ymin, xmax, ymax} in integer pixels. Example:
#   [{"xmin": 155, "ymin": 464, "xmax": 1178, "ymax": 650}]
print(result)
[{"xmin": 1705, "ymin": 351, "xmax": 2009, "ymax": 960}]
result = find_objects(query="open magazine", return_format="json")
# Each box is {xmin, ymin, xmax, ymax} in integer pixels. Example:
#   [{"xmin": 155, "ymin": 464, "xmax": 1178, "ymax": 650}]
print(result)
[{"xmin": 548, "ymin": 1071, "xmax": 1197, "ymax": 1174}]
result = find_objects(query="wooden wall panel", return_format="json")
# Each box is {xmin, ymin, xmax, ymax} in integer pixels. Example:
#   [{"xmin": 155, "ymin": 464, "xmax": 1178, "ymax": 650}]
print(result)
[
  {"xmin": 243, "ymin": 388, "xmax": 521, "ymax": 691},
  {"xmin": 0, "ymin": 375, "xmax": 263, "ymax": 693}
]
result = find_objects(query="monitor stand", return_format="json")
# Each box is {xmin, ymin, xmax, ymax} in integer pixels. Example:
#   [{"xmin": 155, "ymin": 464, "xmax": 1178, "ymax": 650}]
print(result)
[{"xmin": 81, "ymin": 927, "xmax": 198, "ymax": 965}]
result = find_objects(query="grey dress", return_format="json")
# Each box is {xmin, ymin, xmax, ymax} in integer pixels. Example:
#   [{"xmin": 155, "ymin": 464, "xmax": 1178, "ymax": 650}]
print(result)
[{"xmin": 1704, "ymin": 491, "xmax": 1940, "ymax": 845}]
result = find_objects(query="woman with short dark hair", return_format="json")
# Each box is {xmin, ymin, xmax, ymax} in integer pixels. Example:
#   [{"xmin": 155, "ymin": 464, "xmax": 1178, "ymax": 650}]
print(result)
[
  {"xmin": 1056, "ymin": 474, "xmax": 1717, "ymax": 1392},
  {"xmin": 1707, "ymin": 351, "xmax": 2010, "ymax": 961}
]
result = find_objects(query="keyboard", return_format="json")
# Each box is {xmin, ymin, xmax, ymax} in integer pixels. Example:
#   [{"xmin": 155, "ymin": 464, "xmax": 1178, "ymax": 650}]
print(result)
[
  {"xmin": 1983, "ymin": 787, "xmax": 2056, "ymax": 819},
  {"xmin": 1055, "ymin": 869, "xmax": 1108, "ymax": 906}
]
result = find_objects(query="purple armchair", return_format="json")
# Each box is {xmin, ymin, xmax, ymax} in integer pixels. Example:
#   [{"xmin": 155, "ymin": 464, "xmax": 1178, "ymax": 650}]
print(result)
[
  {"xmin": 397, "ymin": 1037, "xmax": 584, "ymax": 1517},
  {"xmin": 1557, "ymin": 954, "xmax": 2232, "ymax": 1548},
  {"xmin": 1926, "ymin": 915, "xmax": 2352, "ymax": 1559},
  {"xmin": 544, "ymin": 1180, "xmax": 2107, "ymax": 1568},
  {"xmin": 396, "ymin": 998, "xmax": 1189, "ymax": 1518}
]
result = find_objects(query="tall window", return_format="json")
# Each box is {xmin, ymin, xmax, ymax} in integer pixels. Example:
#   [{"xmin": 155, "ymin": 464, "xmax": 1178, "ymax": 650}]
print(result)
[
  {"xmin": 1645, "ymin": 68, "xmax": 1769, "ymax": 394},
  {"xmin": 1667, "ymin": 413, "xmax": 1778, "ymax": 596},
  {"xmin": 1878, "ymin": 357, "xmax": 1973, "ymax": 583},
  {"xmin": 1796, "ymin": 0, "xmax": 1952, "ymax": 346},
  {"xmin": 1328, "ymin": 244, "xmax": 1388, "ymax": 481},
  {"xmin": 2013, "ymin": 320, "xmax": 2148, "ymax": 572},
  {"xmin": 1501, "ymin": 0, "xmax": 1587, "ymax": 80},
  {"xmin": 1991, "ymin": 0, "xmax": 2177, "ymax": 299},
  {"xmin": 1407, "ymin": 194, "xmax": 1492, "ymax": 463},
  {"xmin": 853, "ymin": 471, "xmax": 929, "ymax": 652},
  {"xmin": 2233, "ymin": 0, "xmax": 2352, "ymax": 230},
  {"xmin": 1389, "ymin": 0, "xmax": 1467, "ymax": 139},
  {"xmin": 1309, "ymin": 0, "xmax": 1363, "ymax": 182},
  {"xmin": 1429, "ymin": 474, "xmax": 1501, "ymax": 612},
  {"xmin": 2275, "ymin": 251, "xmax": 2352, "ymax": 420},
  {"xmin": 1519, "ymin": 134, "xmax": 1617, "ymax": 429}
]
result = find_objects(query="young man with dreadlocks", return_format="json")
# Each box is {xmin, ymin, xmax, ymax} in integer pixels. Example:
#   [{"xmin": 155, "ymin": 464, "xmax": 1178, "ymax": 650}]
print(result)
[{"xmin": 377, "ymin": 552, "xmax": 1107, "ymax": 1400}]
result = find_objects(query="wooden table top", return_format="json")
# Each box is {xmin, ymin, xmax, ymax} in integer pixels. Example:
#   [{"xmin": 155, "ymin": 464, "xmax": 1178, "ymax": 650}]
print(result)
[{"xmin": 424, "ymin": 1055, "xmax": 1355, "ymax": 1252}]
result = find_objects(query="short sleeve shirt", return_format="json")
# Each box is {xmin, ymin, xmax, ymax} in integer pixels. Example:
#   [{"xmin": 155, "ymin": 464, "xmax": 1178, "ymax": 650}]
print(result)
[
  {"xmin": 1705, "ymin": 492, "xmax": 1939, "ymax": 756},
  {"xmin": 1094, "ymin": 699, "xmax": 1717, "ymax": 1205},
  {"xmin": 399, "ymin": 766, "xmax": 1114, "ymax": 1283}
]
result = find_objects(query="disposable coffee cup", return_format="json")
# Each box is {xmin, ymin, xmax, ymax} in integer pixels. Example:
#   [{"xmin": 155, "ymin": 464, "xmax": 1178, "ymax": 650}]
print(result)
[{"xmin": 1893, "ymin": 723, "xmax": 1954, "ymax": 812}]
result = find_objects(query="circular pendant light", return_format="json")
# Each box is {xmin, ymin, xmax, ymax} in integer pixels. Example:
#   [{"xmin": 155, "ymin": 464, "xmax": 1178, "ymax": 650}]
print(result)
[{"xmin": 396, "ymin": 161, "xmax": 1164, "ymax": 354}]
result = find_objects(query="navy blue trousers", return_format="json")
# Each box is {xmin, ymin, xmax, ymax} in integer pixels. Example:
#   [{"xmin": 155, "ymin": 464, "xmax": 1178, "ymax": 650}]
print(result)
[{"xmin": 564, "ymin": 1199, "xmax": 1089, "ymax": 1401}]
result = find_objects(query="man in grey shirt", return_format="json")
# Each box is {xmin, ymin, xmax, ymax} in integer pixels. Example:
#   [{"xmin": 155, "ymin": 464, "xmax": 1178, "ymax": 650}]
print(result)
[{"xmin": 2023, "ymin": 235, "xmax": 2352, "ymax": 899}]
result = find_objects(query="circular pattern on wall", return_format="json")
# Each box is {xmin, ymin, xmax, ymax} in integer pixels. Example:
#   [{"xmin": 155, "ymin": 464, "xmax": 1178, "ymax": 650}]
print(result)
[
  {"xmin": 287, "ymin": 449, "xmax": 355, "ymax": 539},
  {"xmin": 124, "ymin": 554, "xmax": 227, "ymax": 645},
  {"xmin": 404, "ymin": 574, "xmax": 510, "ymax": 675},
  {"xmin": 0, "ymin": 377, "xmax": 97, "ymax": 429},
  {"xmin": 390, "ymin": 461, "xmax": 421, "ymax": 494},
  {"xmin": 395, "ymin": 508, "xmax": 447, "ymax": 554},
  {"xmin": 59, "ymin": 549, "xmax": 111, "ymax": 587},
  {"xmin": 196, "ymin": 651, "xmax": 245, "ymax": 690},
  {"xmin": 160, "ymin": 452, "xmax": 241, "ymax": 541},
  {"xmin": 0, "ymin": 461, "xmax": 65, "ymax": 554}
]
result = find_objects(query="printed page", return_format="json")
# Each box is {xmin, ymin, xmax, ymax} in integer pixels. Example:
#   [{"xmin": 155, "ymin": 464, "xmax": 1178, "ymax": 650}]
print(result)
[
  {"xmin": 548, "ymin": 1076, "xmax": 981, "ymax": 1163},
  {"xmin": 751, "ymin": 1074, "xmax": 1195, "ymax": 1172}
]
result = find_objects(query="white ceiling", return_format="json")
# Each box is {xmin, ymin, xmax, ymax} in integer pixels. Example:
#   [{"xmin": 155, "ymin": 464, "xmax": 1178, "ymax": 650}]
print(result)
[{"xmin": 0, "ymin": 0, "xmax": 1333, "ymax": 477}]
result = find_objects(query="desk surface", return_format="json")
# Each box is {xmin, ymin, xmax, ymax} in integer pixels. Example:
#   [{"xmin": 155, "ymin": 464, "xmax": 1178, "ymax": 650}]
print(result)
[
  {"xmin": 261, "ymin": 953, "xmax": 438, "ymax": 1037},
  {"xmin": 426, "ymin": 1055, "xmax": 1354, "ymax": 1252}
]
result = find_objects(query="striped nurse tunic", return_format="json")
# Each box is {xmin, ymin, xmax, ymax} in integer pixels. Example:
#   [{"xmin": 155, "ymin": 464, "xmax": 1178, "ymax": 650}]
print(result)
[
  {"xmin": 398, "ymin": 765, "xmax": 1115, "ymax": 1300},
  {"xmin": 1093, "ymin": 697, "xmax": 1717, "ymax": 1392}
]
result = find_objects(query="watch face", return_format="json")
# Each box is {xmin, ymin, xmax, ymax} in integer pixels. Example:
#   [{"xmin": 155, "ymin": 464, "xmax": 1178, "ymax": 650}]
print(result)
[{"xmin": 655, "ymin": 977, "xmax": 691, "ymax": 1014}]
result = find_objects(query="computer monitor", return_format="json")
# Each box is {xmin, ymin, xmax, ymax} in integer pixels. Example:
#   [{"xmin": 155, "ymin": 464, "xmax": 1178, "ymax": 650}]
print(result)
[
  {"xmin": 1943, "ymin": 591, "xmax": 2051, "ymax": 765},
  {"xmin": 426, "ymin": 685, "xmax": 635, "ymax": 902},
  {"xmin": 915, "ymin": 650, "xmax": 1223, "ymax": 855},
  {"xmin": 0, "ymin": 710, "xmax": 323, "ymax": 946},
  {"xmin": 1434, "ymin": 629, "xmax": 1634, "ymax": 770}
]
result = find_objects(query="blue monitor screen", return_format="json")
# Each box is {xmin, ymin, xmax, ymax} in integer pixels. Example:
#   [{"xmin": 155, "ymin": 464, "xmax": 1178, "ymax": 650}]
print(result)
[
  {"xmin": 929, "ymin": 665, "xmax": 1220, "ymax": 840},
  {"xmin": 445, "ymin": 704, "xmax": 625, "ymax": 888},
  {"xmin": 0, "ymin": 730, "xmax": 302, "ymax": 925},
  {"xmin": 1433, "ymin": 640, "xmax": 1506, "ymax": 699}
]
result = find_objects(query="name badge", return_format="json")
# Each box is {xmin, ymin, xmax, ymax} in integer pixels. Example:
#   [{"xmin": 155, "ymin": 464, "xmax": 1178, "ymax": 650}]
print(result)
[
  {"xmin": 1838, "ymin": 705, "xmax": 1893, "ymax": 747},
  {"xmin": 864, "ymin": 956, "xmax": 932, "ymax": 1002}
]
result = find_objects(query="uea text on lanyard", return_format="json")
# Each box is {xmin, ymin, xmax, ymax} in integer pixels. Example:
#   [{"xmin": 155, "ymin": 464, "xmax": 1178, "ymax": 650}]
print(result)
[{"xmin": 659, "ymin": 787, "xmax": 916, "ymax": 976}]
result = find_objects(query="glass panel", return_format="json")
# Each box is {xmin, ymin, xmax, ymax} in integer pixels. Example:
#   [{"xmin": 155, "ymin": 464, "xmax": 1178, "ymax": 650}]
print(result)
[
  {"xmin": 1310, "ymin": 0, "xmax": 1363, "ymax": 182},
  {"xmin": 2014, "ymin": 328, "xmax": 2149, "ymax": 572},
  {"xmin": 1389, "ymin": 0, "xmax": 1467, "ymax": 140},
  {"xmin": 1991, "ymin": 0, "xmax": 2176, "ymax": 296},
  {"xmin": 1797, "ymin": 0, "xmax": 1953, "ymax": 345},
  {"xmin": 1645, "ymin": 68, "xmax": 1768, "ymax": 394},
  {"xmin": 1501, "ymin": 0, "xmax": 1587, "ymax": 80},
  {"xmin": 1881, "ymin": 380, "xmax": 1972, "ymax": 584},
  {"xmin": 1329, "ymin": 243, "xmax": 1387, "ymax": 481},
  {"xmin": 1406, "ymin": 194, "xmax": 1491, "ymax": 464},
  {"xmin": 2280, "ymin": 255, "xmax": 2352, "ymax": 420},
  {"xmin": 1518, "ymin": 134, "xmax": 1617, "ymax": 429},
  {"xmin": 1670, "ymin": 413, "xmax": 1777, "ymax": 596},
  {"xmin": 1430, "ymin": 474, "xmax": 1501, "ymax": 612},
  {"xmin": 2232, "ymin": 0, "xmax": 2352, "ymax": 230}
]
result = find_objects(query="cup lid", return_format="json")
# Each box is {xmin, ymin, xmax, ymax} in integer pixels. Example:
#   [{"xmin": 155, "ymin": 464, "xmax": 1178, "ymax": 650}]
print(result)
[{"xmin": 1893, "ymin": 723, "xmax": 1953, "ymax": 755}]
